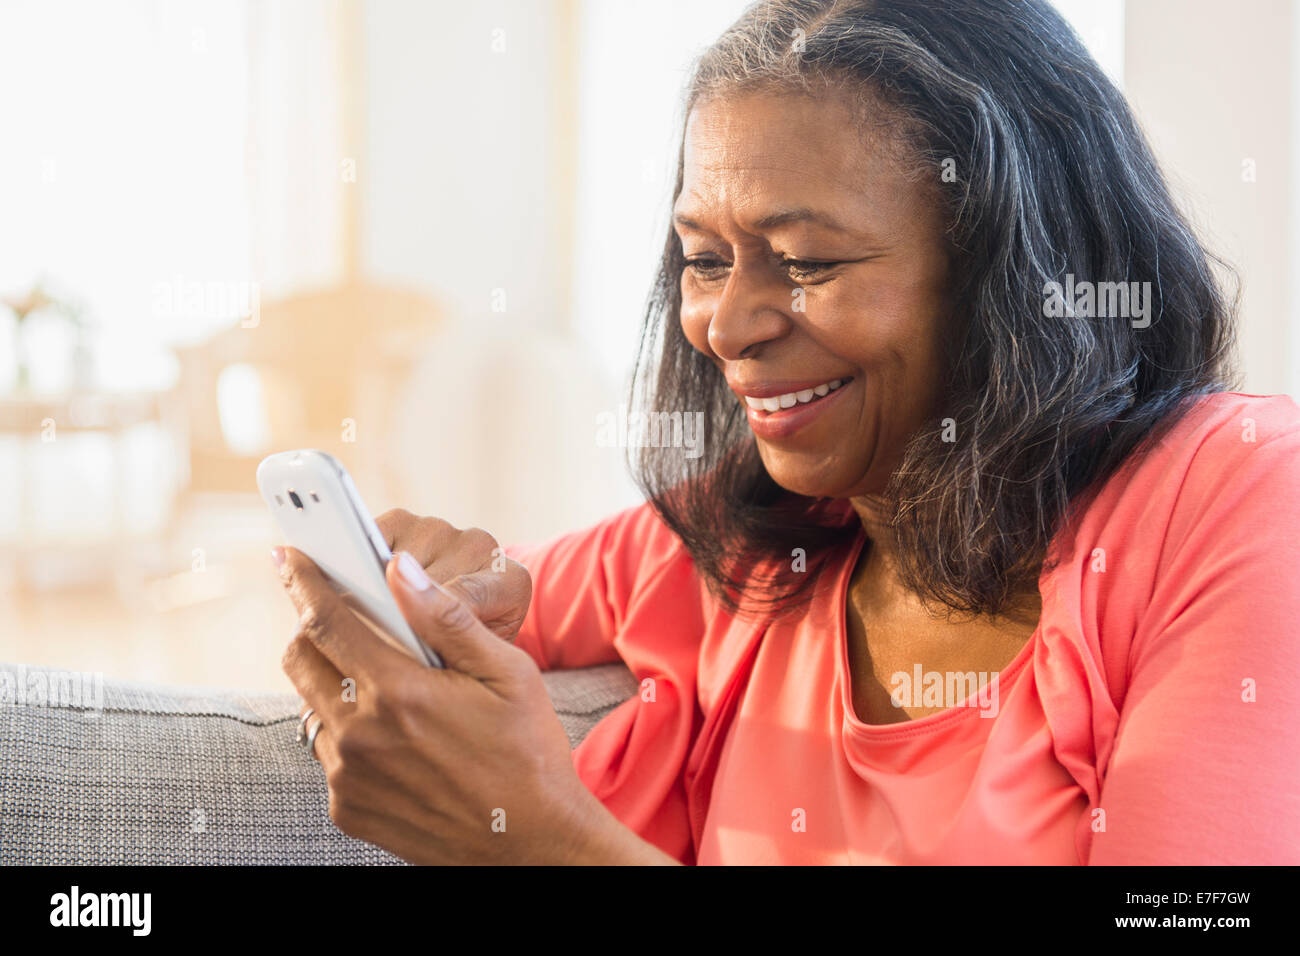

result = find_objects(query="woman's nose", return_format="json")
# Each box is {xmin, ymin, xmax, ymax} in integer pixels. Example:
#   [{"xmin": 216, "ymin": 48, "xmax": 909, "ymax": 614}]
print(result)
[{"xmin": 706, "ymin": 263, "xmax": 792, "ymax": 361}]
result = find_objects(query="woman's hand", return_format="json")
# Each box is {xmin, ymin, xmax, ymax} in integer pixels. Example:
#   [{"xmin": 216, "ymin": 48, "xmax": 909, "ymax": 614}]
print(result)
[
  {"xmin": 374, "ymin": 510, "xmax": 531, "ymax": 642},
  {"xmin": 274, "ymin": 543, "xmax": 677, "ymax": 865}
]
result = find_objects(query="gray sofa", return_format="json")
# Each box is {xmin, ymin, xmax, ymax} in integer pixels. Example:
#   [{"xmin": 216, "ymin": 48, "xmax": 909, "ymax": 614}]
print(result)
[{"xmin": 0, "ymin": 661, "xmax": 638, "ymax": 864}]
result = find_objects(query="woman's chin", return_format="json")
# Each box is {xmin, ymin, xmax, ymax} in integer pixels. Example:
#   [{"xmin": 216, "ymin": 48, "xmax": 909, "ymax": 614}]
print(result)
[
  {"xmin": 763, "ymin": 464, "xmax": 857, "ymax": 500},
  {"xmin": 760, "ymin": 446, "xmax": 881, "ymax": 501}
]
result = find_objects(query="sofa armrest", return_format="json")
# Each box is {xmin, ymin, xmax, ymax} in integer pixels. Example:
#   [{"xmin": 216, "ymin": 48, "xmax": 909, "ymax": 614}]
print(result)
[{"xmin": 0, "ymin": 661, "xmax": 638, "ymax": 865}]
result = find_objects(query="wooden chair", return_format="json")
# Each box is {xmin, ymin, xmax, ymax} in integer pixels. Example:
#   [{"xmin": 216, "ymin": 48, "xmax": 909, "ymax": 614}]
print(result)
[{"xmin": 172, "ymin": 280, "xmax": 441, "ymax": 508}]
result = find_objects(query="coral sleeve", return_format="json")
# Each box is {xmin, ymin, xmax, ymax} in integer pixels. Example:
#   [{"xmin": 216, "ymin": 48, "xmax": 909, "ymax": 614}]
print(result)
[
  {"xmin": 504, "ymin": 502, "xmax": 710, "ymax": 862},
  {"xmin": 1087, "ymin": 417, "xmax": 1300, "ymax": 863},
  {"xmin": 502, "ymin": 502, "xmax": 688, "ymax": 670}
]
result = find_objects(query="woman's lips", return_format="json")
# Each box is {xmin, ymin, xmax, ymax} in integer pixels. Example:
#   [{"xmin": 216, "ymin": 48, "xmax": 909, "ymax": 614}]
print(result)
[{"xmin": 740, "ymin": 377, "xmax": 854, "ymax": 440}]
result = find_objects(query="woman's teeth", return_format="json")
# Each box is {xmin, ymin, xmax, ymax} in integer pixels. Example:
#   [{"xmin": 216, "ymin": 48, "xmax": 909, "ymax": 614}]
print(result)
[{"xmin": 744, "ymin": 379, "xmax": 846, "ymax": 413}]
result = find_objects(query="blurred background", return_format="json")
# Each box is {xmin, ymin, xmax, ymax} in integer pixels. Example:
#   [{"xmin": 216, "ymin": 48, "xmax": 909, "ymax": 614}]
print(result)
[{"xmin": 1, "ymin": 0, "xmax": 1296, "ymax": 692}]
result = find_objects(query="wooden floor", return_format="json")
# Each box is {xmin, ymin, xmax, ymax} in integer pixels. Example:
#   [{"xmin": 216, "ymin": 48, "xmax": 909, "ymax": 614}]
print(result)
[{"xmin": 1, "ymin": 496, "xmax": 300, "ymax": 695}]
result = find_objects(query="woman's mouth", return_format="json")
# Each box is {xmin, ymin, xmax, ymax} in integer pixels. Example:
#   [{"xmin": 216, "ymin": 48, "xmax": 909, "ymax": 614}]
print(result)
[
  {"xmin": 738, "ymin": 377, "xmax": 855, "ymax": 440},
  {"xmin": 742, "ymin": 378, "xmax": 849, "ymax": 412}
]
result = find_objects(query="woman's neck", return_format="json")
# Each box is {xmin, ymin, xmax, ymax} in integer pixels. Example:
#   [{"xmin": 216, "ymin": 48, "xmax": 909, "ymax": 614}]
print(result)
[
  {"xmin": 849, "ymin": 493, "xmax": 896, "ymax": 559},
  {"xmin": 846, "ymin": 491, "xmax": 1043, "ymax": 623}
]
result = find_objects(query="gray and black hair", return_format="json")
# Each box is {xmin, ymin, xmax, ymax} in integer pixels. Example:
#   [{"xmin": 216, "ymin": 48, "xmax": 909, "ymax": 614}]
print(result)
[{"xmin": 630, "ymin": 0, "xmax": 1238, "ymax": 617}]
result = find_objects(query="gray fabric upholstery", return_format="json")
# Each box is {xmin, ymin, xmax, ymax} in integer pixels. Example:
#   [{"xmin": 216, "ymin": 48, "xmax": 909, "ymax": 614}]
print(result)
[{"xmin": 0, "ymin": 661, "xmax": 638, "ymax": 865}]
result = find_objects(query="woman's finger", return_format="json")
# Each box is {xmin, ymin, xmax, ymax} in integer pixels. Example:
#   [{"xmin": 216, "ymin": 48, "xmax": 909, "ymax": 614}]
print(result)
[
  {"xmin": 275, "ymin": 546, "xmax": 412, "ymax": 683},
  {"xmin": 386, "ymin": 551, "xmax": 523, "ymax": 681},
  {"xmin": 438, "ymin": 561, "xmax": 532, "ymax": 640},
  {"xmin": 281, "ymin": 634, "xmax": 344, "ymax": 768},
  {"xmin": 282, "ymin": 631, "xmax": 347, "ymax": 721}
]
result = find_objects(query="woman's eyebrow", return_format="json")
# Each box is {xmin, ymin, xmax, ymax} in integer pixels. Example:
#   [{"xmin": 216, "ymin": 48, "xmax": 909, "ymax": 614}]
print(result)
[
  {"xmin": 673, "ymin": 207, "xmax": 856, "ymax": 234},
  {"xmin": 751, "ymin": 207, "xmax": 851, "ymax": 231},
  {"xmin": 672, "ymin": 212, "xmax": 708, "ymax": 231}
]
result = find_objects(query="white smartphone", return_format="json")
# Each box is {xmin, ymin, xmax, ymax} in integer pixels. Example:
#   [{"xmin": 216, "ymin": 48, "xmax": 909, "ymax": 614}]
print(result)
[{"xmin": 256, "ymin": 449, "xmax": 443, "ymax": 668}]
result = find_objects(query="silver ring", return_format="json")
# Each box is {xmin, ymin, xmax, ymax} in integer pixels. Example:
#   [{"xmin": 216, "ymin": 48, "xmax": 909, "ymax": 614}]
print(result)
[
  {"xmin": 297, "ymin": 707, "xmax": 315, "ymax": 745},
  {"xmin": 306, "ymin": 716, "xmax": 324, "ymax": 761}
]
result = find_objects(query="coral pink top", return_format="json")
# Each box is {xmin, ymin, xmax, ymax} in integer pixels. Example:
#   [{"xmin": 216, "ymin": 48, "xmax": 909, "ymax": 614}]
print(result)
[{"xmin": 505, "ymin": 392, "xmax": 1300, "ymax": 864}]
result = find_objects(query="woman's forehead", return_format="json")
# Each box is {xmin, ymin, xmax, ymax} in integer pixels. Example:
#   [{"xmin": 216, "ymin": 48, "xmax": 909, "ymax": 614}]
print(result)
[{"xmin": 676, "ymin": 93, "xmax": 929, "ymax": 236}]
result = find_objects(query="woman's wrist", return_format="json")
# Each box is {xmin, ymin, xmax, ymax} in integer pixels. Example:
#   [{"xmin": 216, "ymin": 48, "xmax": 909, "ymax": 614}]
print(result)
[{"xmin": 555, "ymin": 786, "xmax": 682, "ymax": 865}]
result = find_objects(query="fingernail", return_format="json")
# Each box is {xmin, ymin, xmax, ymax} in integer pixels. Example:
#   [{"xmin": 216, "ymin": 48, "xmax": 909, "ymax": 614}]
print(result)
[
  {"xmin": 271, "ymin": 546, "xmax": 286, "ymax": 569},
  {"xmin": 396, "ymin": 551, "xmax": 432, "ymax": 591}
]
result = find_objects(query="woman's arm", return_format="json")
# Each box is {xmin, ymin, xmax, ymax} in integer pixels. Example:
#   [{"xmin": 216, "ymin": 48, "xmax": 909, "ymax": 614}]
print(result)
[
  {"xmin": 505, "ymin": 502, "xmax": 685, "ymax": 671},
  {"xmin": 1088, "ymin": 424, "xmax": 1300, "ymax": 864}
]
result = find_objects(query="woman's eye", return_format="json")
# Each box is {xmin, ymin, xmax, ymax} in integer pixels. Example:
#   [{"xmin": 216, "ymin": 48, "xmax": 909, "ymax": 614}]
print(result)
[
  {"xmin": 684, "ymin": 257, "xmax": 730, "ymax": 281},
  {"xmin": 782, "ymin": 259, "xmax": 835, "ymax": 281},
  {"xmin": 683, "ymin": 256, "xmax": 837, "ymax": 283}
]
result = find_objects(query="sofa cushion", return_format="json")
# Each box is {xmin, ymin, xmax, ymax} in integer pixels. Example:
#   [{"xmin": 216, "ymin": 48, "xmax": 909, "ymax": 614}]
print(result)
[{"xmin": 0, "ymin": 661, "xmax": 637, "ymax": 865}]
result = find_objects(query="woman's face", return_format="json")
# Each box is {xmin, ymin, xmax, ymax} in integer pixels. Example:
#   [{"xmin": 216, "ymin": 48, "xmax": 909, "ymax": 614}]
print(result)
[{"xmin": 675, "ymin": 88, "xmax": 954, "ymax": 500}]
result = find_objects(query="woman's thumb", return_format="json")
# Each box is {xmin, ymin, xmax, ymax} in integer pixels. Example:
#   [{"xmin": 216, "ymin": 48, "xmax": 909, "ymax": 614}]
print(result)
[
  {"xmin": 437, "ymin": 565, "xmax": 531, "ymax": 641},
  {"xmin": 386, "ymin": 552, "xmax": 508, "ymax": 676}
]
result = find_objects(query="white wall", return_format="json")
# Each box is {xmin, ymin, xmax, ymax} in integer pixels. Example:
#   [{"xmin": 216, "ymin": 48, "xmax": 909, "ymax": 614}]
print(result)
[
  {"xmin": 568, "ymin": 0, "xmax": 752, "ymax": 390},
  {"xmin": 361, "ymin": 0, "xmax": 567, "ymax": 331},
  {"xmin": 1052, "ymin": 0, "xmax": 1125, "ymax": 87},
  {"xmin": 360, "ymin": 0, "xmax": 646, "ymax": 543},
  {"xmin": 1124, "ymin": 0, "xmax": 1297, "ymax": 397},
  {"xmin": 354, "ymin": 0, "xmax": 759, "ymax": 544}
]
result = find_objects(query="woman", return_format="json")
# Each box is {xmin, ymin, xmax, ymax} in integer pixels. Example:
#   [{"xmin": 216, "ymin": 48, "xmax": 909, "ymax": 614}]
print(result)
[{"xmin": 275, "ymin": 0, "xmax": 1300, "ymax": 864}]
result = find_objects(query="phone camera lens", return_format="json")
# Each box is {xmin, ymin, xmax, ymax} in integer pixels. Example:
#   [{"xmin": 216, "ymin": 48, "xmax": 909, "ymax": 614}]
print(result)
[{"xmin": 288, "ymin": 490, "xmax": 304, "ymax": 510}]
